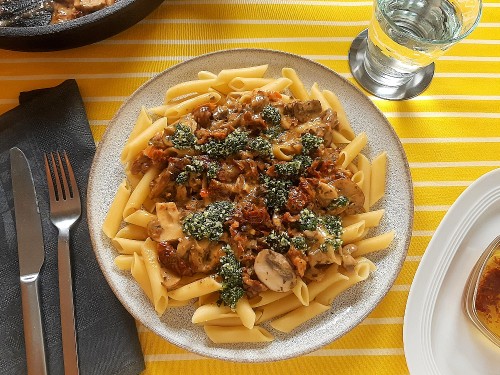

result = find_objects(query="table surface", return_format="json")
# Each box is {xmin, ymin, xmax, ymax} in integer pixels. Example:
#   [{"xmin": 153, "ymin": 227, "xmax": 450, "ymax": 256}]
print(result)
[{"xmin": 1, "ymin": 1, "xmax": 499, "ymax": 374}]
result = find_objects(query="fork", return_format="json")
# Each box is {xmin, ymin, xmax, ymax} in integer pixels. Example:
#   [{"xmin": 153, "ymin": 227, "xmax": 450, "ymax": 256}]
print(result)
[{"xmin": 44, "ymin": 151, "xmax": 81, "ymax": 375}]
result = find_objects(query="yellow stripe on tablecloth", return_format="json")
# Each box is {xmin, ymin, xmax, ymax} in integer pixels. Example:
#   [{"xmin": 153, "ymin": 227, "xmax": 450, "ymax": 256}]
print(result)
[
  {"xmin": 414, "ymin": 186, "xmax": 467, "ymax": 206},
  {"xmin": 403, "ymin": 143, "xmax": 500, "ymax": 163},
  {"xmin": 407, "ymin": 237, "xmax": 430, "ymax": 257},
  {"xmin": 142, "ymin": 356, "xmax": 408, "ymax": 375},
  {"xmin": 413, "ymin": 211, "xmax": 446, "ymax": 232},
  {"xmin": 410, "ymin": 166, "xmax": 499, "ymax": 182},
  {"xmin": 391, "ymin": 118, "xmax": 500, "ymax": 138}
]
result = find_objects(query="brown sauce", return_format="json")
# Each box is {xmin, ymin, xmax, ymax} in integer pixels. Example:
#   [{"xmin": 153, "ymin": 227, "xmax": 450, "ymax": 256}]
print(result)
[{"xmin": 475, "ymin": 249, "xmax": 500, "ymax": 337}]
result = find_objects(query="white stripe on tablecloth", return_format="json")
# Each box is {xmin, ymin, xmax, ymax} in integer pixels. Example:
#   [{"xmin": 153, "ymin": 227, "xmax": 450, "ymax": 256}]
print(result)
[
  {"xmin": 97, "ymin": 38, "xmax": 500, "ymax": 51},
  {"xmin": 89, "ymin": 120, "xmax": 109, "ymax": 126},
  {"xmin": 405, "ymin": 256, "xmax": 422, "ymax": 262},
  {"xmin": 143, "ymin": 348, "xmax": 405, "ymax": 361},
  {"xmin": 410, "ymin": 161, "xmax": 500, "ymax": 168},
  {"xmin": 0, "ymin": 57, "xmax": 190, "ymax": 63},
  {"xmin": 412, "ymin": 230, "xmax": 435, "ymax": 236},
  {"xmin": 462, "ymin": 39, "xmax": 500, "ymax": 44},
  {"xmin": 162, "ymin": 0, "xmax": 373, "ymax": 6},
  {"xmin": 0, "ymin": 73, "xmax": 155, "ymax": 80},
  {"xmin": 390, "ymin": 285, "xmax": 411, "ymax": 292},
  {"xmin": 306, "ymin": 348, "xmax": 405, "ymax": 356},
  {"xmin": 478, "ymin": 22, "xmax": 500, "ymax": 27},
  {"xmin": 100, "ymin": 37, "xmax": 355, "ymax": 44},
  {"xmin": 385, "ymin": 112, "xmax": 500, "ymax": 118},
  {"xmin": 312, "ymin": 55, "xmax": 500, "ymax": 63},
  {"xmin": 141, "ymin": 18, "xmax": 370, "ymax": 26},
  {"xmin": 4, "ymin": 72, "xmax": 496, "ymax": 80},
  {"xmin": 361, "ymin": 317, "xmax": 405, "ymax": 325},
  {"xmin": 414, "ymin": 205, "xmax": 450, "ymax": 211},
  {"xmin": 434, "ymin": 72, "xmax": 500, "ymax": 78},
  {"xmin": 404, "ymin": 95, "xmax": 500, "ymax": 100},
  {"xmin": 400, "ymin": 137, "xmax": 500, "ymax": 143},
  {"xmin": 412, "ymin": 181, "xmax": 472, "ymax": 187}
]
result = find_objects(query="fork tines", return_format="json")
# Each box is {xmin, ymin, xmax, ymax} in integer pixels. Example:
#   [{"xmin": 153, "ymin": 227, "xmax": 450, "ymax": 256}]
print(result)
[{"xmin": 43, "ymin": 151, "xmax": 79, "ymax": 202}]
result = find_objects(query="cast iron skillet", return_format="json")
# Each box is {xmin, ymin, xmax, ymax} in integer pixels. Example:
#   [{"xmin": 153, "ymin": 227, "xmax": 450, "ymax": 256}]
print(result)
[{"xmin": 0, "ymin": 0, "xmax": 165, "ymax": 51}]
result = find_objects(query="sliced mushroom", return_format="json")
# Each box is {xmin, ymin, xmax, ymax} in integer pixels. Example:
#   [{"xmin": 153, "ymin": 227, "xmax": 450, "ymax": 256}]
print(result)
[
  {"xmin": 150, "ymin": 202, "xmax": 184, "ymax": 242},
  {"xmin": 332, "ymin": 179, "xmax": 365, "ymax": 215},
  {"xmin": 340, "ymin": 244, "xmax": 358, "ymax": 268},
  {"xmin": 254, "ymin": 249, "xmax": 297, "ymax": 292},
  {"xmin": 316, "ymin": 181, "xmax": 338, "ymax": 208}
]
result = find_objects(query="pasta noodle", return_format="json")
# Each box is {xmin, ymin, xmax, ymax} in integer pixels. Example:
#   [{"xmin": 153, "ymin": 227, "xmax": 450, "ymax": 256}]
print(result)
[{"xmin": 104, "ymin": 65, "xmax": 392, "ymax": 343}]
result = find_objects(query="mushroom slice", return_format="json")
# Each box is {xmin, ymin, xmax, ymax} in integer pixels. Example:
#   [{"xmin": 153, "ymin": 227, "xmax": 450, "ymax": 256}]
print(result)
[
  {"xmin": 154, "ymin": 202, "xmax": 184, "ymax": 242},
  {"xmin": 332, "ymin": 179, "xmax": 365, "ymax": 215},
  {"xmin": 254, "ymin": 249, "xmax": 297, "ymax": 292},
  {"xmin": 340, "ymin": 244, "xmax": 358, "ymax": 269}
]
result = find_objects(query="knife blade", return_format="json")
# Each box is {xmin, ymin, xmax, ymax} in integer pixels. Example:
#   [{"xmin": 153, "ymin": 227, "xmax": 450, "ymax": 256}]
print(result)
[{"xmin": 10, "ymin": 147, "xmax": 48, "ymax": 375}]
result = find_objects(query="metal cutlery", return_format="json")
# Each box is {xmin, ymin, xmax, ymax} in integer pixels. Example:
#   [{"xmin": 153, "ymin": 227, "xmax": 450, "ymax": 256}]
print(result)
[
  {"xmin": 10, "ymin": 147, "xmax": 48, "ymax": 375},
  {"xmin": 44, "ymin": 151, "xmax": 81, "ymax": 375}
]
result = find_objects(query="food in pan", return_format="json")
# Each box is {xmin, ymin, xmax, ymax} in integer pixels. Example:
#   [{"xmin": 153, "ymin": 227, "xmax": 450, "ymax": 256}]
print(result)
[{"xmin": 0, "ymin": 0, "xmax": 115, "ymax": 27}]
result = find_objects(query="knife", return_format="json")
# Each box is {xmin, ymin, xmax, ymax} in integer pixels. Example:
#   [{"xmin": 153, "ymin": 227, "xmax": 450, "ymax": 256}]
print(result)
[{"xmin": 10, "ymin": 147, "xmax": 48, "ymax": 375}]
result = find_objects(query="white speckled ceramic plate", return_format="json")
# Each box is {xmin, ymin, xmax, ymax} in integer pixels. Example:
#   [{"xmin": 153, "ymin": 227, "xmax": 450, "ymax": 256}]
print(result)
[{"xmin": 87, "ymin": 49, "xmax": 413, "ymax": 362}]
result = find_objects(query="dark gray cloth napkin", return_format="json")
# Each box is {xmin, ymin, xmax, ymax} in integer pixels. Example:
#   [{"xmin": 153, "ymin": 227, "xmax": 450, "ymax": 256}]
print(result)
[{"xmin": 0, "ymin": 80, "xmax": 145, "ymax": 375}]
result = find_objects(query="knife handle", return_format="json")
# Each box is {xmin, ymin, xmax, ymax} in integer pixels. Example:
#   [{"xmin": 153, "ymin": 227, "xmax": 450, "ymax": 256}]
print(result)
[
  {"xmin": 58, "ymin": 231, "xmax": 80, "ymax": 375},
  {"xmin": 20, "ymin": 274, "xmax": 48, "ymax": 375}
]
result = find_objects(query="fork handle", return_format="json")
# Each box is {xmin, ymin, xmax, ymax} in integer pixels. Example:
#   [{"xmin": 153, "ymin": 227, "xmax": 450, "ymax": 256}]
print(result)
[
  {"xmin": 20, "ymin": 274, "xmax": 48, "ymax": 375},
  {"xmin": 58, "ymin": 229, "xmax": 80, "ymax": 375}
]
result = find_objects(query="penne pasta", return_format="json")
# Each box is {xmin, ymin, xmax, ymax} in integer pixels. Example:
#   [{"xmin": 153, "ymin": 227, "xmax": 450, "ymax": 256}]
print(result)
[
  {"xmin": 270, "ymin": 301, "xmax": 330, "ymax": 333},
  {"xmin": 342, "ymin": 209, "xmax": 385, "ymax": 228},
  {"xmin": 102, "ymin": 180, "xmax": 131, "ymax": 238},
  {"xmin": 131, "ymin": 252, "xmax": 153, "ymax": 302},
  {"xmin": 124, "ymin": 210, "xmax": 156, "ymax": 228},
  {"xmin": 122, "ymin": 117, "xmax": 167, "ymax": 163},
  {"xmin": 228, "ymin": 77, "xmax": 274, "ymax": 91},
  {"xmin": 114, "ymin": 255, "xmax": 134, "ymax": 270},
  {"xmin": 292, "ymin": 278, "xmax": 309, "ymax": 306},
  {"xmin": 164, "ymin": 79, "xmax": 216, "ymax": 102},
  {"xmin": 123, "ymin": 167, "xmax": 159, "ymax": 218},
  {"xmin": 282, "ymin": 67, "xmax": 310, "ymax": 100},
  {"xmin": 111, "ymin": 238, "xmax": 145, "ymax": 255},
  {"xmin": 370, "ymin": 151, "xmax": 388, "ymax": 207},
  {"xmin": 236, "ymin": 296, "xmax": 257, "ymax": 329},
  {"xmin": 354, "ymin": 231, "xmax": 395, "ymax": 257},
  {"xmin": 168, "ymin": 277, "xmax": 222, "ymax": 301},
  {"xmin": 192, "ymin": 304, "xmax": 237, "ymax": 324},
  {"xmin": 115, "ymin": 224, "xmax": 149, "ymax": 240},
  {"xmin": 141, "ymin": 239, "xmax": 169, "ymax": 315},
  {"xmin": 309, "ymin": 82, "xmax": 330, "ymax": 110},
  {"xmin": 216, "ymin": 64, "xmax": 268, "ymax": 83},
  {"xmin": 357, "ymin": 154, "xmax": 372, "ymax": 212},
  {"xmin": 314, "ymin": 258, "xmax": 376, "ymax": 306},
  {"xmin": 322, "ymin": 89, "xmax": 356, "ymax": 141},
  {"xmin": 164, "ymin": 92, "xmax": 221, "ymax": 119},
  {"xmin": 337, "ymin": 132, "xmax": 368, "ymax": 169},
  {"xmin": 259, "ymin": 77, "xmax": 292, "ymax": 93},
  {"xmin": 342, "ymin": 221, "xmax": 366, "ymax": 244}
]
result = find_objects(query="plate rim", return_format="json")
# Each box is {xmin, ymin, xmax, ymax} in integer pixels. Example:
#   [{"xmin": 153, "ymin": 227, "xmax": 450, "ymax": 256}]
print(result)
[
  {"xmin": 403, "ymin": 167, "xmax": 500, "ymax": 374},
  {"xmin": 88, "ymin": 48, "xmax": 414, "ymax": 362}
]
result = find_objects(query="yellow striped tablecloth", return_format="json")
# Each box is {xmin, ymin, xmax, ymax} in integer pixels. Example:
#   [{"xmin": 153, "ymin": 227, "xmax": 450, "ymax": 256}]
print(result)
[{"xmin": 1, "ymin": 1, "xmax": 499, "ymax": 374}]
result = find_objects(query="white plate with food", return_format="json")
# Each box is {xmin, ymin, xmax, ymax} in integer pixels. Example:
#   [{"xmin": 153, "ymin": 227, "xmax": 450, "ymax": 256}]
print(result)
[
  {"xmin": 404, "ymin": 168, "xmax": 500, "ymax": 374},
  {"xmin": 87, "ymin": 49, "xmax": 413, "ymax": 362}
]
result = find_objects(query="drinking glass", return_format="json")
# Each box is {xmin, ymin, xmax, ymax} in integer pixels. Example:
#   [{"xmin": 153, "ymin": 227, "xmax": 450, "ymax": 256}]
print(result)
[{"xmin": 348, "ymin": 0, "xmax": 482, "ymax": 100}]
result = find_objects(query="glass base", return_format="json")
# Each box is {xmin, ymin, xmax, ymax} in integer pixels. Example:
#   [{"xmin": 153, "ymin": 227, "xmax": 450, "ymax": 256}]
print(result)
[{"xmin": 348, "ymin": 29, "xmax": 435, "ymax": 101}]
